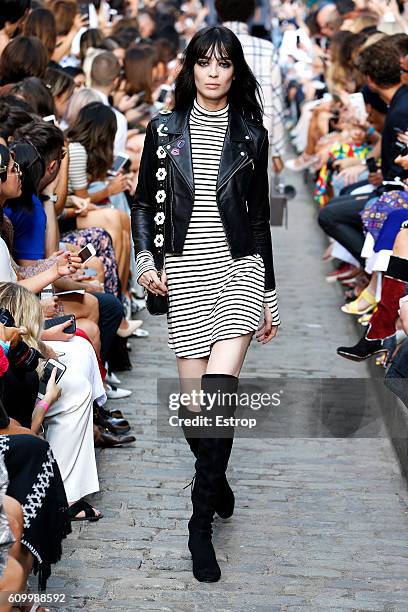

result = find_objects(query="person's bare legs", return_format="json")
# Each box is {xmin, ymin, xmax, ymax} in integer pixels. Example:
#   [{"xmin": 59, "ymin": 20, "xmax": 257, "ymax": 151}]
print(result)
[
  {"xmin": 364, "ymin": 272, "xmax": 377, "ymax": 296},
  {"xmin": 117, "ymin": 211, "xmax": 131, "ymax": 294},
  {"xmin": 175, "ymin": 333, "xmax": 253, "ymax": 412},
  {"xmin": 75, "ymin": 319, "xmax": 101, "ymax": 356},
  {"xmin": 60, "ymin": 292, "xmax": 99, "ymax": 324},
  {"xmin": 4, "ymin": 496, "xmax": 34, "ymax": 584},
  {"xmin": 120, "ymin": 232, "xmax": 131, "ymax": 294},
  {"xmin": 59, "ymin": 293, "xmax": 101, "ymax": 354},
  {"xmin": 3, "ymin": 496, "xmax": 23, "ymax": 561},
  {"xmin": 0, "ymin": 557, "xmax": 25, "ymax": 612},
  {"xmin": 85, "ymin": 256, "xmax": 105, "ymax": 286},
  {"xmin": 305, "ymin": 106, "xmax": 330, "ymax": 157},
  {"xmin": 0, "ymin": 496, "xmax": 29, "ymax": 612},
  {"xmin": 77, "ymin": 209, "xmax": 125, "ymax": 283},
  {"xmin": 176, "ymin": 356, "xmax": 208, "ymax": 412},
  {"xmin": 304, "ymin": 109, "xmax": 320, "ymax": 156},
  {"xmin": 393, "ymin": 227, "xmax": 408, "ymax": 257},
  {"xmin": 206, "ymin": 333, "xmax": 253, "ymax": 376},
  {"xmin": 345, "ymin": 272, "xmax": 378, "ymax": 311}
]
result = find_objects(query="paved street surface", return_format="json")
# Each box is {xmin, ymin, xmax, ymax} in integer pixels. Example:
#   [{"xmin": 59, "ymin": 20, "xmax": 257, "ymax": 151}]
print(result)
[{"xmin": 51, "ymin": 172, "xmax": 408, "ymax": 610}]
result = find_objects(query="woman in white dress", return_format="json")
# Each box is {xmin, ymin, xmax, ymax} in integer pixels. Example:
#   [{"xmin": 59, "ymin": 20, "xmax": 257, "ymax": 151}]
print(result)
[
  {"xmin": 132, "ymin": 26, "xmax": 280, "ymax": 583},
  {"xmin": 0, "ymin": 282, "xmax": 105, "ymax": 520}
]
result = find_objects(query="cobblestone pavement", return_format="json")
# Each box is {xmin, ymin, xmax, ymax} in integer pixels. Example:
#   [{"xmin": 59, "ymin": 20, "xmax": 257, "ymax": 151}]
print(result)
[{"xmin": 51, "ymin": 172, "xmax": 408, "ymax": 610}]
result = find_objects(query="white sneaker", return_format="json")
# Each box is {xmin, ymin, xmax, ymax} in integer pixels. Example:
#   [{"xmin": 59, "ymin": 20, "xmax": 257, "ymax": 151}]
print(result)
[
  {"xmin": 105, "ymin": 384, "xmax": 132, "ymax": 399},
  {"xmin": 105, "ymin": 372, "xmax": 121, "ymax": 386},
  {"xmin": 285, "ymin": 154, "xmax": 319, "ymax": 172}
]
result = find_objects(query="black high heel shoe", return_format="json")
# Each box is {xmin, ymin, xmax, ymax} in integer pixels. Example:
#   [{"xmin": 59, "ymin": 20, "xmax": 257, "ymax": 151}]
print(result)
[{"xmin": 337, "ymin": 333, "xmax": 388, "ymax": 361}]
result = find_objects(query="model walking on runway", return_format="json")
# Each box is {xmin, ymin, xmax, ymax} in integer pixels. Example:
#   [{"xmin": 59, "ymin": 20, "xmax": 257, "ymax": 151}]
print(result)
[{"xmin": 131, "ymin": 25, "xmax": 280, "ymax": 583}]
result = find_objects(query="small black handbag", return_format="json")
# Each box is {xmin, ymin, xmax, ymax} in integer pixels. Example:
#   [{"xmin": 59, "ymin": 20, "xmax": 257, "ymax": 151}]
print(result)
[
  {"xmin": 145, "ymin": 114, "xmax": 170, "ymax": 316},
  {"xmin": 145, "ymin": 268, "xmax": 168, "ymax": 315}
]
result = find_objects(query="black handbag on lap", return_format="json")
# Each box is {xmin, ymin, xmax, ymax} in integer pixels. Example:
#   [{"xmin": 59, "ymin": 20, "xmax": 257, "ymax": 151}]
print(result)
[{"xmin": 145, "ymin": 114, "xmax": 169, "ymax": 316}]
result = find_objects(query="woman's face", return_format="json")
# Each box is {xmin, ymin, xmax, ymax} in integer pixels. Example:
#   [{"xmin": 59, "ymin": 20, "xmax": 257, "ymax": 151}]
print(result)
[
  {"xmin": 193, "ymin": 52, "xmax": 234, "ymax": 105},
  {"xmin": 1, "ymin": 156, "xmax": 22, "ymax": 202},
  {"xmin": 350, "ymin": 124, "xmax": 366, "ymax": 144},
  {"xmin": 366, "ymin": 104, "xmax": 385, "ymax": 133},
  {"xmin": 138, "ymin": 13, "xmax": 155, "ymax": 39},
  {"xmin": 74, "ymin": 73, "xmax": 86, "ymax": 89},
  {"xmin": 113, "ymin": 47, "xmax": 125, "ymax": 65},
  {"xmin": 401, "ymin": 54, "xmax": 408, "ymax": 87}
]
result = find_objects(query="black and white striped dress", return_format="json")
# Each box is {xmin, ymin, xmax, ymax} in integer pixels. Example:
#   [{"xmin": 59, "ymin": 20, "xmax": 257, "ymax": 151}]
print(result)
[{"xmin": 137, "ymin": 99, "xmax": 280, "ymax": 358}]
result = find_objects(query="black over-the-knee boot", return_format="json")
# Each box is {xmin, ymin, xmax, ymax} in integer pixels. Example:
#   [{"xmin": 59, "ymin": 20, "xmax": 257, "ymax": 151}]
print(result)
[
  {"xmin": 178, "ymin": 403, "xmax": 200, "ymax": 457},
  {"xmin": 180, "ymin": 413, "xmax": 235, "ymax": 520},
  {"xmin": 187, "ymin": 374, "xmax": 238, "ymax": 582}
]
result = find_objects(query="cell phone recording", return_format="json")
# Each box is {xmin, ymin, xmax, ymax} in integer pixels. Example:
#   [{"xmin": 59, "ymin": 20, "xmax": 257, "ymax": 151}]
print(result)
[
  {"xmin": 78, "ymin": 243, "xmax": 96, "ymax": 264},
  {"xmin": 38, "ymin": 358, "xmax": 66, "ymax": 399}
]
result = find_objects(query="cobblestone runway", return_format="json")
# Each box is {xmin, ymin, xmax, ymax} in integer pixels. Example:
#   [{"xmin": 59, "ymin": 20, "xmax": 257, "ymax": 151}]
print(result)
[{"xmin": 52, "ymin": 172, "xmax": 408, "ymax": 610}]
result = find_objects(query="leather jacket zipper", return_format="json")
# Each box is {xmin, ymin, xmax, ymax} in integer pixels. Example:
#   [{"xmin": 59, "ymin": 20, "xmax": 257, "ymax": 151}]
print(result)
[
  {"xmin": 216, "ymin": 154, "xmax": 254, "ymax": 253},
  {"xmin": 216, "ymin": 155, "xmax": 254, "ymax": 194}
]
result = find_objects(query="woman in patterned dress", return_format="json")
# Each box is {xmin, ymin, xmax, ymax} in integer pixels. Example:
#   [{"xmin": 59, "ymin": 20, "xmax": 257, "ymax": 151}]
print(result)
[{"xmin": 132, "ymin": 27, "xmax": 280, "ymax": 583}]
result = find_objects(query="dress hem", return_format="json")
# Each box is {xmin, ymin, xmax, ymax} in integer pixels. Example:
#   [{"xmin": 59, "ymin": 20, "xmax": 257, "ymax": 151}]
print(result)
[
  {"xmin": 168, "ymin": 328, "xmax": 257, "ymax": 359},
  {"xmin": 21, "ymin": 538, "xmax": 42, "ymax": 564}
]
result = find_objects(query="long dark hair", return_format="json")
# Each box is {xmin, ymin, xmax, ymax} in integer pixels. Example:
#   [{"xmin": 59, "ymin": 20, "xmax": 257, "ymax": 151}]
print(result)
[
  {"xmin": 67, "ymin": 102, "xmax": 117, "ymax": 181},
  {"xmin": 0, "ymin": 97, "xmax": 34, "ymax": 143},
  {"xmin": 124, "ymin": 45, "xmax": 157, "ymax": 103},
  {"xmin": 0, "ymin": 36, "xmax": 48, "ymax": 85},
  {"xmin": 10, "ymin": 76, "xmax": 56, "ymax": 117},
  {"xmin": 23, "ymin": 8, "xmax": 57, "ymax": 59},
  {"xmin": 174, "ymin": 26, "xmax": 263, "ymax": 123},
  {"xmin": 6, "ymin": 141, "xmax": 45, "ymax": 211}
]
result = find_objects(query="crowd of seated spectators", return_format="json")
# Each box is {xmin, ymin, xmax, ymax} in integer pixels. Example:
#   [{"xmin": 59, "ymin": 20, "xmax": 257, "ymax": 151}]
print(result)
[
  {"xmin": 276, "ymin": 1, "xmax": 408, "ymax": 419},
  {"xmin": 0, "ymin": 0, "xmax": 215, "ymax": 603}
]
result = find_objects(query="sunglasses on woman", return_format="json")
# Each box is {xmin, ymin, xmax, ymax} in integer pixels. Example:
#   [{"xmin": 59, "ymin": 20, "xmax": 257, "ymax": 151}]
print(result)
[{"xmin": 8, "ymin": 160, "xmax": 21, "ymax": 176}]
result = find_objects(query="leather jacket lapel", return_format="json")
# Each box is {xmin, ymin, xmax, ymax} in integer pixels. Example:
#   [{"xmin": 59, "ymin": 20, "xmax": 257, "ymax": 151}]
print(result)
[
  {"xmin": 163, "ymin": 109, "xmax": 194, "ymax": 197},
  {"xmin": 160, "ymin": 104, "xmax": 254, "ymax": 197}
]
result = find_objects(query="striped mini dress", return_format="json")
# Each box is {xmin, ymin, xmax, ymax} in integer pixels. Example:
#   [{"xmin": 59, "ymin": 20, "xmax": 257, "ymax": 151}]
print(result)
[{"xmin": 137, "ymin": 99, "xmax": 279, "ymax": 359}]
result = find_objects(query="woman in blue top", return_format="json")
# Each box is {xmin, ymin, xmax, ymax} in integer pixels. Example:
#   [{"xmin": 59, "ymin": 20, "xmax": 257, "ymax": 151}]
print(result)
[{"xmin": 4, "ymin": 141, "xmax": 47, "ymax": 265}]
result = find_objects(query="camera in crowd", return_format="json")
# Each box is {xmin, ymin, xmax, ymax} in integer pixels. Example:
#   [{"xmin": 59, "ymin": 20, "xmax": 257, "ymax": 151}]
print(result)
[{"xmin": 0, "ymin": 307, "xmax": 42, "ymax": 372}]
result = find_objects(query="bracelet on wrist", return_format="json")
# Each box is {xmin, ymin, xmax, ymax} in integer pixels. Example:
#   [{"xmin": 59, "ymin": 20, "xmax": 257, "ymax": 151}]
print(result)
[
  {"xmin": 41, "ymin": 194, "xmax": 58, "ymax": 204},
  {"xmin": 36, "ymin": 399, "xmax": 49, "ymax": 413}
]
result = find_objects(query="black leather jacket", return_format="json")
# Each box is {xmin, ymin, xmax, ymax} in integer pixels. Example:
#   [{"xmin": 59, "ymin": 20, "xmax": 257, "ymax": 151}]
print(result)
[{"xmin": 131, "ymin": 103, "xmax": 276, "ymax": 290}]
